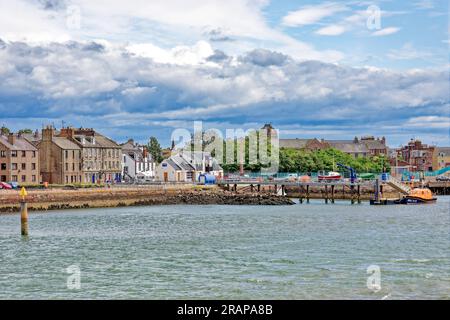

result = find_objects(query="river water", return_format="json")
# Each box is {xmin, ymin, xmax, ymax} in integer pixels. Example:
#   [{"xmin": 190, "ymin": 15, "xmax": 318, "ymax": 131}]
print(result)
[{"xmin": 0, "ymin": 197, "xmax": 449, "ymax": 299}]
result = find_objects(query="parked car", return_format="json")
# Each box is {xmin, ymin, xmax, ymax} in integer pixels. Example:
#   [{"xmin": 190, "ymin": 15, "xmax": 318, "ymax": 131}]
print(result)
[
  {"xmin": 436, "ymin": 175, "xmax": 450, "ymax": 182},
  {"xmin": 0, "ymin": 182, "xmax": 13, "ymax": 190},
  {"xmin": 8, "ymin": 181, "xmax": 19, "ymax": 189}
]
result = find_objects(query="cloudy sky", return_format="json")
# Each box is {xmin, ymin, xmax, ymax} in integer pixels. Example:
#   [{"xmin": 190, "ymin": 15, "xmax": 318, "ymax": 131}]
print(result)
[{"xmin": 0, "ymin": 0, "xmax": 448, "ymax": 147}]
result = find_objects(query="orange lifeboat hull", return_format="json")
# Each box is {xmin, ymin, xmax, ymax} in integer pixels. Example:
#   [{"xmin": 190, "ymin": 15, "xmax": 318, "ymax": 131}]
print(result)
[{"xmin": 401, "ymin": 188, "xmax": 437, "ymax": 204}]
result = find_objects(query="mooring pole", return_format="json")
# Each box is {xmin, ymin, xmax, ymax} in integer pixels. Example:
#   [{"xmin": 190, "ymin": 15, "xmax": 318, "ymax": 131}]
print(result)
[
  {"xmin": 351, "ymin": 185, "xmax": 355, "ymax": 204},
  {"xmin": 299, "ymin": 185, "xmax": 303, "ymax": 204},
  {"xmin": 357, "ymin": 184, "xmax": 361, "ymax": 204},
  {"xmin": 306, "ymin": 184, "xmax": 310, "ymax": 203},
  {"xmin": 331, "ymin": 185, "xmax": 335, "ymax": 203},
  {"xmin": 19, "ymin": 187, "xmax": 28, "ymax": 236},
  {"xmin": 325, "ymin": 185, "xmax": 328, "ymax": 204}
]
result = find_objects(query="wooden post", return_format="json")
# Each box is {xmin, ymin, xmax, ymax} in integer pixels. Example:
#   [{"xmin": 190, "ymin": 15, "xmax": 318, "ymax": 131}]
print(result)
[
  {"xmin": 299, "ymin": 186, "xmax": 303, "ymax": 204},
  {"xmin": 357, "ymin": 185, "xmax": 361, "ymax": 204},
  {"xmin": 325, "ymin": 185, "xmax": 328, "ymax": 204},
  {"xmin": 20, "ymin": 201, "xmax": 29, "ymax": 236},
  {"xmin": 281, "ymin": 185, "xmax": 285, "ymax": 196},
  {"xmin": 275, "ymin": 184, "xmax": 277, "ymax": 194},
  {"xmin": 306, "ymin": 184, "xmax": 310, "ymax": 203},
  {"xmin": 257, "ymin": 184, "xmax": 261, "ymax": 192},
  {"xmin": 331, "ymin": 185, "xmax": 335, "ymax": 203},
  {"xmin": 351, "ymin": 185, "xmax": 355, "ymax": 204},
  {"xmin": 19, "ymin": 187, "xmax": 29, "ymax": 236}
]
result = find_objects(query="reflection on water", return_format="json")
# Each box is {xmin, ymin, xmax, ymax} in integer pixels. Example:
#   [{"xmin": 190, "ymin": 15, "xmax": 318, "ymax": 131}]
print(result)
[{"xmin": 0, "ymin": 197, "xmax": 449, "ymax": 299}]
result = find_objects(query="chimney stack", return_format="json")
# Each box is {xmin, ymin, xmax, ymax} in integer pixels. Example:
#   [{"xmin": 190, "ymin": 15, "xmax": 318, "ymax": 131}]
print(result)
[
  {"xmin": 42, "ymin": 126, "xmax": 54, "ymax": 142},
  {"xmin": 59, "ymin": 127, "xmax": 75, "ymax": 139},
  {"xmin": 7, "ymin": 133, "xmax": 16, "ymax": 145}
]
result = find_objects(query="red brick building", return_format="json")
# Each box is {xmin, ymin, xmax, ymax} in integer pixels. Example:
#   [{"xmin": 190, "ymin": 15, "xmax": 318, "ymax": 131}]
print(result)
[{"xmin": 398, "ymin": 139, "xmax": 435, "ymax": 172}]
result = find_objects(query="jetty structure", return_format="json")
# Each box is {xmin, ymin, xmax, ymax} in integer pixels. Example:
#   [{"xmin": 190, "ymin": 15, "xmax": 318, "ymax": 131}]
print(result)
[{"xmin": 217, "ymin": 175, "xmax": 439, "ymax": 205}]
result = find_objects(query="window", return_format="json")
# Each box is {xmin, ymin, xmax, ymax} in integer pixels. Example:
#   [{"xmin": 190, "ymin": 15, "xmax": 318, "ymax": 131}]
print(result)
[
  {"xmin": 11, "ymin": 163, "xmax": 17, "ymax": 170},
  {"xmin": 31, "ymin": 163, "xmax": 36, "ymax": 170},
  {"xmin": 21, "ymin": 151, "xmax": 26, "ymax": 157},
  {"xmin": 21, "ymin": 163, "xmax": 26, "ymax": 170},
  {"xmin": 11, "ymin": 151, "xmax": 17, "ymax": 157},
  {"xmin": 72, "ymin": 150, "xmax": 75, "ymax": 158},
  {"xmin": 1, "ymin": 163, "xmax": 6, "ymax": 170},
  {"xmin": 12, "ymin": 175, "xmax": 18, "ymax": 182},
  {"xmin": 32, "ymin": 151, "xmax": 36, "ymax": 158},
  {"xmin": 32, "ymin": 175, "xmax": 36, "ymax": 182},
  {"xmin": 65, "ymin": 163, "xmax": 69, "ymax": 171},
  {"xmin": 65, "ymin": 150, "xmax": 68, "ymax": 159},
  {"xmin": 0, "ymin": 151, "xmax": 5, "ymax": 158},
  {"xmin": 21, "ymin": 175, "xmax": 26, "ymax": 182},
  {"xmin": 1, "ymin": 175, "xmax": 6, "ymax": 182},
  {"xmin": 72, "ymin": 163, "xmax": 75, "ymax": 171}
]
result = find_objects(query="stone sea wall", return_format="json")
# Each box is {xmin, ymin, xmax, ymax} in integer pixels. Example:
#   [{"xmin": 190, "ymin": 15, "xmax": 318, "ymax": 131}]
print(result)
[{"xmin": 0, "ymin": 186, "xmax": 295, "ymax": 213}]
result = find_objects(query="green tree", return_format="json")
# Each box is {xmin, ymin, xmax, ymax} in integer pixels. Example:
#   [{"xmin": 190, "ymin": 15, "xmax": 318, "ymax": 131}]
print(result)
[
  {"xmin": 147, "ymin": 136, "xmax": 163, "ymax": 164},
  {"xmin": 1, "ymin": 126, "xmax": 10, "ymax": 135},
  {"xmin": 18, "ymin": 129, "xmax": 33, "ymax": 134}
]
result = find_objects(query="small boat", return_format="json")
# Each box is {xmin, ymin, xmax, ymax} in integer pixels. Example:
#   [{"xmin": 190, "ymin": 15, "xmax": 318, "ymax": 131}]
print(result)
[
  {"xmin": 400, "ymin": 188, "xmax": 437, "ymax": 204},
  {"xmin": 318, "ymin": 171, "xmax": 341, "ymax": 182}
]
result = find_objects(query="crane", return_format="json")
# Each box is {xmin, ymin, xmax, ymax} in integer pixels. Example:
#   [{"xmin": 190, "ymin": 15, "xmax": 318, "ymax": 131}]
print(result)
[{"xmin": 337, "ymin": 163, "xmax": 357, "ymax": 183}]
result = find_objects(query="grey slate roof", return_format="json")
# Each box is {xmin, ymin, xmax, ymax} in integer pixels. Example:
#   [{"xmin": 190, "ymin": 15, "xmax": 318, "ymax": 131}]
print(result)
[
  {"xmin": 326, "ymin": 140, "xmax": 369, "ymax": 153},
  {"xmin": 52, "ymin": 137, "xmax": 80, "ymax": 150},
  {"xmin": 72, "ymin": 132, "xmax": 120, "ymax": 148},
  {"xmin": 362, "ymin": 139, "xmax": 386, "ymax": 150},
  {"xmin": 165, "ymin": 158, "xmax": 185, "ymax": 171},
  {"xmin": 0, "ymin": 134, "xmax": 38, "ymax": 151},
  {"xmin": 176, "ymin": 151, "xmax": 223, "ymax": 171},
  {"xmin": 171, "ymin": 154, "xmax": 196, "ymax": 171},
  {"xmin": 437, "ymin": 147, "xmax": 450, "ymax": 156},
  {"xmin": 279, "ymin": 139, "xmax": 311, "ymax": 149}
]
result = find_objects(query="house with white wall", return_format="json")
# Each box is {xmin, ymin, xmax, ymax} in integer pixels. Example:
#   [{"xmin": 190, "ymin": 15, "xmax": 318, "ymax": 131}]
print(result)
[
  {"xmin": 121, "ymin": 139, "xmax": 155, "ymax": 182},
  {"xmin": 155, "ymin": 150, "xmax": 223, "ymax": 182}
]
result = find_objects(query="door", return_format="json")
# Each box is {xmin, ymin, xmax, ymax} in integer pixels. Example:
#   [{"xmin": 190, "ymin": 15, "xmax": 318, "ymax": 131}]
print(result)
[
  {"xmin": 177, "ymin": 172, "xmax": 181, "ymax": 182},
  {"xmin": 163, "ymin": 172, "xmax": 168, "ymax": 182}
]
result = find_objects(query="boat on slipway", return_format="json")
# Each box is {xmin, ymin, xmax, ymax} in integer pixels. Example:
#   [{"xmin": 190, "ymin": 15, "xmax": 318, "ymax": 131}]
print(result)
[
  {"xmin": 318, "ymin": 171, "xmax": 341, "ymax": 182},
  {"xmin": 399, "ymin": 188, "xmax": 437, "ymax": 204}
]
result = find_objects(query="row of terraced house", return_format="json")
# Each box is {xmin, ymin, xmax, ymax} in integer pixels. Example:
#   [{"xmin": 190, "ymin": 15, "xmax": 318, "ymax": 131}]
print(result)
[{"xmin": 0, "ymin": 126, "xmax": 154, "ymax": 185}]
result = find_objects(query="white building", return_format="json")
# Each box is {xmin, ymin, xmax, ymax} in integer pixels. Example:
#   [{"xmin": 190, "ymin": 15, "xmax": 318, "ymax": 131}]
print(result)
[
  {"xmin": 121, "ymin": 139, "xmax": 155, "ymax": 182},
  {"xmin": 155, "ymin": 151, "xmax": 223, "ymax": 182}
]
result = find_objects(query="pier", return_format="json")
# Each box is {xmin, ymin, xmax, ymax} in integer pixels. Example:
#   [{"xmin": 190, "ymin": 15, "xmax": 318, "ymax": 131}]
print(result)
[{"xmin": 218, "ymin": 180, "xmax": 373, "ymax": 204}]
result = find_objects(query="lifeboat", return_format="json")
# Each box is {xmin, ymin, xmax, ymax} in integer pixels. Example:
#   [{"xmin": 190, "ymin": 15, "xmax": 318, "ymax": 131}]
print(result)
[
  {"xmin": 400, "ymin": 188, "xmax": 437, "ymax": 204},
  {"xmin": 318, "ymin": 171, "xmax": 341, "ymax": 182}
]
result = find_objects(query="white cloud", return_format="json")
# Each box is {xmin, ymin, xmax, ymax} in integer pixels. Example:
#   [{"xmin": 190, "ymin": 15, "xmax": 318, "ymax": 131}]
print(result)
[
  {"xmin": 0, "ymin": 0, "xmax": 345, "ymax": 63},
  {"xmin": 387, "ymin": 43, "xmax": 432, "ymax": 60},
  {"xmin": 0, "ymin": 40, "xmax": 447, "ymax": 145},
  {"xmin": 282, "ymin": 2, "xmax": 347, "ymax": 27},
  {"xmin": 126, "ymin": 41, "xmax": 215, "ymax": 66},
  {"xmin": 316, "ymin": 25, "xmax": 346, "ymax": 36},
  {"xmin": 371, "ymin": 27, "xmax": 400, "ymax": 37},
  {"xmin": 414, "ymin": 0, "xmax": 435, "ymax": 10}
]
